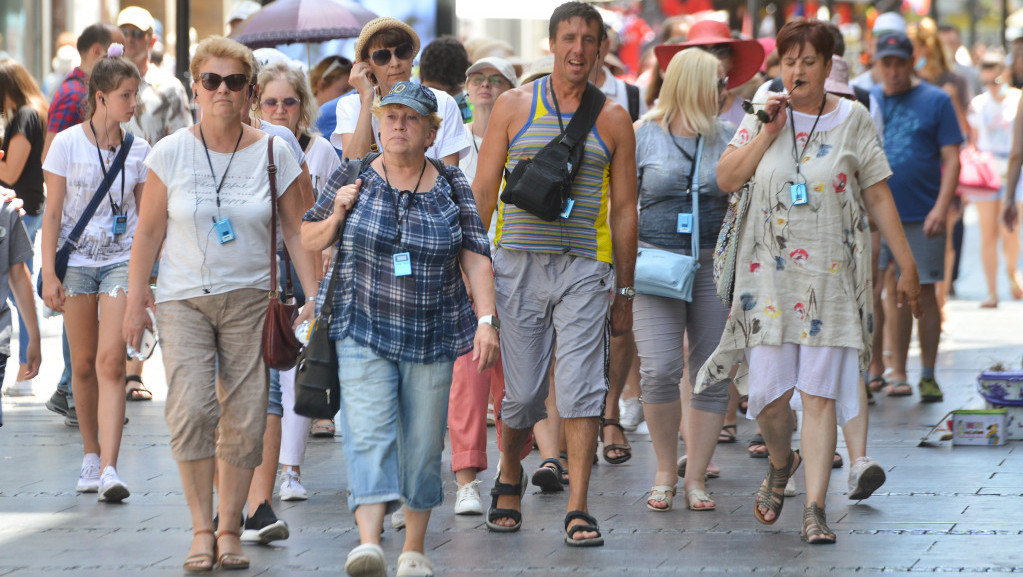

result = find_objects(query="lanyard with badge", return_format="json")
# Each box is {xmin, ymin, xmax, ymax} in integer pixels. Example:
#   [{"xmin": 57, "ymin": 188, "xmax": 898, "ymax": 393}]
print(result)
[
  {"xmin": 382, "ymin": 159, "xmax": 427, "ymax": 277},
  {"xmin": 788, "ymin": 93, "xmax": 826, "ymax": 206},
  {"xmin": 667, "ymin": 134, "xmax": 702, "ymax": 234},
  {"xmin": 90, "ymin": 119, "xmax": 127, "ymax": 236},
  {"xmin": 199, "ymin": 125, "xmax": 243, "ymax": 243}
]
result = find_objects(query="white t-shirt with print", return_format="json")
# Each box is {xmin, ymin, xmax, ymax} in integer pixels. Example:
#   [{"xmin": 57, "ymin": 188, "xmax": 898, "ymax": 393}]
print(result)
[
  {"xmin": 330, "ymin": 85, "xmax": 470, "ymax": 161},
  {"xmin": 144, "ymin": 130, "xmax": 302, "ymax": 303},
  {"xmin": 42, "ymin": 125, "xmax": 150, "ymax": 267},
  {"xmin": 304, "ymin": 134, "xmax": 342, "ymax": 198}
]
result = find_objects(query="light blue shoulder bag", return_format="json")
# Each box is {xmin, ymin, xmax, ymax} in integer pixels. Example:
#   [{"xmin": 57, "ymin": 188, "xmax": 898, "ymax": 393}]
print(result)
[{"xmin": 634, "ymin": 134, "xmax": 703, "ymax": 301}]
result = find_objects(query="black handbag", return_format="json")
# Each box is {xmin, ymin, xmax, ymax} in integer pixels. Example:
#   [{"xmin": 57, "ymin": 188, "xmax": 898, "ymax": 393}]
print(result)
[
  {"xmin": 500, "ymin": 81, "xmax": 605, "ymax": 221},
  {"xmin": 292, "ymin": 158, "xmax": 362, "ymax": 420}
]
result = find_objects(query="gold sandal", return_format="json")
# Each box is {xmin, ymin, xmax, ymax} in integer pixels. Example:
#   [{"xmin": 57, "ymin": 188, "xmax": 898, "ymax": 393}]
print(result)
[
  {"xmin": 183, "ymin": 530, "xmax": 216, "ymax": 574},
  {"xmin": 215, "ymin": 530, "xmax": 250, "ymax": 570},
  {"xmin": 753, "ymin": 449, "xmax": 800, "ymax": 525},
  {"xmin": 800, "ymin": 501, "xmax": 837, "ymax": 544}
]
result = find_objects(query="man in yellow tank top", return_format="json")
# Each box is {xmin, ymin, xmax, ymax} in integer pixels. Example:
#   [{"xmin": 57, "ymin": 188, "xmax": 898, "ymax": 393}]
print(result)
[{"xmin": 471, "ymin": 1, "xmax": 637, "ymax": 547}]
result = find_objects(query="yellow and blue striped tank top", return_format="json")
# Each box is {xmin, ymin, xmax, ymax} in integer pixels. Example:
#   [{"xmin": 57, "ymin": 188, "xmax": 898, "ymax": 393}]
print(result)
[{"xmin": 495, "ymin": 76, "xmax": 613, "ymax": 263}]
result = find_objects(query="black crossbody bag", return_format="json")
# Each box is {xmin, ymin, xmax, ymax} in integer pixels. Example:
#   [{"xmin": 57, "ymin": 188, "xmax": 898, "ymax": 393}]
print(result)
[{"xmin": 500, "ymin": 81, "xmax": 606, "ymax": 221}]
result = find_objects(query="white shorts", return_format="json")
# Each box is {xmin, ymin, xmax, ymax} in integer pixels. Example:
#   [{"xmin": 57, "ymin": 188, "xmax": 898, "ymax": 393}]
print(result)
[{"xmin": 745, "ymin": 343, "xmax": 860, "ymax": 426}]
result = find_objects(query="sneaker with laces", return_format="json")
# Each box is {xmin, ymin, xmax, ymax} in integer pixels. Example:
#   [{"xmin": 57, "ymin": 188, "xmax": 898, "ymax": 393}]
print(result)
[
  {"xmin": 45, "ymin": 389, "xmax": 69, "ymax": 416},
  {"xmin": 76, "ymin": 454, "xmax": 101, "ymax": 493},
  {"xmin": 454, "ymin": 479, "xmax": 482, "ymax": 515},
  {"xmin": 918, "ymin": 377, "xmax": 943, "ymax": 403},
  {"xmin": 241, "ymin": 500, "xmax": 289, "ymax": 544},
  {"xmin": 391, "ymin": 508, "xmax": 405, "ymax": 530},
  {"xmin": 620, "ymin": 397, "xmax": 645, "ymax": 432},
  {"xmin": 278, "ymin": 469, "xmax": 308, "ymax": 501},
  {"xmin": 98, "ymin": 466, "xmax": 130, "ymax": 502},
  {"xmin": 848, "ymin": 457, "xmax": 886, "ymax": 500}
]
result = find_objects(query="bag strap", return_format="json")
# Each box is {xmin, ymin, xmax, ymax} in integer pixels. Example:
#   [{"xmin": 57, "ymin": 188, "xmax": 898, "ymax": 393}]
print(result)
[
  {"xmin": 559, "ymin": 82, "xmax": 606, "ymax": 150},
  {"xmin": 320, "ymin": 157, "xmax": 363, "ymax": 318},
  {"xmin": 64, "ymin": 131, "xmax": 134, "ymax": 250},
  {"xmin": 267, "ymin": 135, "xmax": 288, "ymax": 300},
  {"xmin": 690, "ymin": 135, "xmax": 704, "ymax": 261}
]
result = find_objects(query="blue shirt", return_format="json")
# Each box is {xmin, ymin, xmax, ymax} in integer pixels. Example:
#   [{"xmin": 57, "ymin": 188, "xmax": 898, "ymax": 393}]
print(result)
[
  {"xmin": 316, "ymin": 96, "xmax": 344, "ymax": 160},
  {"xmin": 303, "ymin": 160, "xmax": 491, "ymax": 364},
  {"xmin": 871, "ymin": 82, "xmax": 963, "ymax": 222}
]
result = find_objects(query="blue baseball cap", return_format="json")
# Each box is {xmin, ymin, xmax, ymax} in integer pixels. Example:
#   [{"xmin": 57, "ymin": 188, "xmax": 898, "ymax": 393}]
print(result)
[
  {"xmin": 379, "ymin": 81, "xmax": 438, "ymax": 116},
  {"xmin": 876, "ymin": 32, "xmax": 913, "ymax": 61}
]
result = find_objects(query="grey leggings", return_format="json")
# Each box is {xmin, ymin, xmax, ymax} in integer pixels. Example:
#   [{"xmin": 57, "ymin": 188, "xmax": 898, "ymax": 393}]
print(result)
[{"xmin": 632, "ymin": 251, "xmax": 731, "ymax": 412}]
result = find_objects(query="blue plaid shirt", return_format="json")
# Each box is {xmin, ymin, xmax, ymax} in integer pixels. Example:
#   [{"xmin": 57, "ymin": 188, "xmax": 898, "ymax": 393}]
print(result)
[{"xmin": 304, "ymin": 160, "xmax": 491, "ymax": 363}]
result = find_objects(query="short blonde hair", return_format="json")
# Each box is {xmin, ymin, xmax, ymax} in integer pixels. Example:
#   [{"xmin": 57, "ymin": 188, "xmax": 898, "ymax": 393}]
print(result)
[
  {"xmin": 255, "ymin": 61, "xmax": 320, "ymax": 133},
  {"xmin": 371, "ymin": 103, "xmax": 442, "ymax": 131},
  {"xmin": 642, "ymin": 48, "xmax": 719, "ymax": 138},
  {"xmin": 190, "ymin": 36, "xmax": 256, "ymax": 85}
]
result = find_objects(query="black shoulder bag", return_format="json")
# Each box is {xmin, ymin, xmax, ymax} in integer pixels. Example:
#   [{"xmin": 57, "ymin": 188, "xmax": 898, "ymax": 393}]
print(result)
[
  {"xmin": 37, "ymin": 132, "xmax": 134, "ymax": 298},
  {"xmin": 293, "ymin": 157, "xmax": 362, "ymax": 420},
  {"xmin": 500, "ymin": 81, "xmax": 606, "ymax": 221}
]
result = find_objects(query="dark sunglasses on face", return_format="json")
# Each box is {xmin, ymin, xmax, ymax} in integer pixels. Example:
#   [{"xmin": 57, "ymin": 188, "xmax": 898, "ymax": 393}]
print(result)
[
  {"xmin": 261, "ymin": 97, "xmax": 300, "ymax": 109},
  {"xmin": 370, "ymin": 42, "xmax": 414, "ymax": 66},
  {"xmin": 120, "ymin": 27, "xmax": 147, "ymax": 40},
  {"xmin": 469, "ymin": 74, "xmax": 509, "ymax": 87},
  {"xmin": 200, "ymin": 72, "xmax": 250, "ymax": 92}
]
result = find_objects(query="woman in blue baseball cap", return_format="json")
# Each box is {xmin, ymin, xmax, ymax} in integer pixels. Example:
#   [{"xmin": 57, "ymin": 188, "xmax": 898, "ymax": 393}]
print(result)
[{"xmin": 302, "ymin": 81, "xmax": 499, "ymax": 577}]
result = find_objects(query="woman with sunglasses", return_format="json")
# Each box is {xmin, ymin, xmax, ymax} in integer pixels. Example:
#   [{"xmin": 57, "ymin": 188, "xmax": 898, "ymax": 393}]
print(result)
[
  {"xmin": 630, "ymin": 48, "xmax": 735, "ymax": 514},
  {"xmin": 122, "ymin": 36, "xmax": 318, "ymax": 573},
  {"xmin": 41, "ymin": 48, "xmax": 145, "ymax": 503},
  {"xmin": 331, "ymin": 17, "xmax": 468, "ymax": 164},
  {"xmin": 699, "ymin": 20, "xmax": 921, "ymax": 544}
]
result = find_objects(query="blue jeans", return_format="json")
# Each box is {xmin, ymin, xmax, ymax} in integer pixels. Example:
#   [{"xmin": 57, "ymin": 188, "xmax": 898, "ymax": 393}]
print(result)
[
  {"xmin": 12, "ymin": 212, "xmax": 42, "ymax": 366},
  {"xmin": 335, "ymin": 338, "xmax": 454, "ymax": 512}
]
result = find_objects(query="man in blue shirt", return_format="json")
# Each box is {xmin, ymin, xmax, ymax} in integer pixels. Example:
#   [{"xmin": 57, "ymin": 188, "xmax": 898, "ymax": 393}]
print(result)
[{"xmin": 871, "ymin": 31, "xmax": 962, "ymax": 403}]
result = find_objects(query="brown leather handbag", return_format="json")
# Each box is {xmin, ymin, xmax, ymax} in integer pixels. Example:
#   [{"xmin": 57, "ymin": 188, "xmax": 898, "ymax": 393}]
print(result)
[{"xmin": 261, "ymin": 136, "xmax": 303, "ymax": 370}]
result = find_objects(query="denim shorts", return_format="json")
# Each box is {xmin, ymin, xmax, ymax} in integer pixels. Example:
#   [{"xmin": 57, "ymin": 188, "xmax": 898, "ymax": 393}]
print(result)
[
  {"xmin": 335, "ymin": 338, "xmax": 454, "ymax": 513},
  {"xmin": 268, "ymin": 369, "xmax": 283, "ymax": 417},
  {"xmin": 63, "ymin": 261, "xmax": 130, "ymax": 298}
]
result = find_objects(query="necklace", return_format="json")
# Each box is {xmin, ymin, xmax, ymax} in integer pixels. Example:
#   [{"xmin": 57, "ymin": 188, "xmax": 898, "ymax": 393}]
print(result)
[
  {"xmin": 789, "ymin": 92, "xmax": 827, "ymax": 179},
  {"xmin": 198, "ymin": 124, "xmax": 244, "ymax": 219},
  {"xmin": 382, "ymin": 158, "xmax": 428, "ymax": 246},
  {"xmin": 89, "ymin": 118, "xmax": 125, "ymax": 216}
]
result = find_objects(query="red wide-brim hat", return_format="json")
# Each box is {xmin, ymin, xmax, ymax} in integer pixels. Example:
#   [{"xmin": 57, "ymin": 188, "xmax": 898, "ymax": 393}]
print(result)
[{"xmin": 654, "ymin": 19, "xmax": 765, "ymax": 89}]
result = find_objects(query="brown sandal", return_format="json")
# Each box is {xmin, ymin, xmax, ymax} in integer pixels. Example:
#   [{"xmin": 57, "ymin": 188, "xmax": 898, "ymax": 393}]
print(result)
[
  {"xmin": 215, "ymin": 530, "xmax": 250, "ymax": 570},
  {"xmin": 800, "ymin": 501, "xmax": 837, "ymax": 544},
  {"xmin": 183, "ymin": 530, "xmax": 216, "ymax": 574},
  {"xmin": 600, "ymin": 418, "xmax": 632, "ymax": 464},
  {"xmin": 753, "ymin": 449, "xmax": 801, "ymax": 525}
]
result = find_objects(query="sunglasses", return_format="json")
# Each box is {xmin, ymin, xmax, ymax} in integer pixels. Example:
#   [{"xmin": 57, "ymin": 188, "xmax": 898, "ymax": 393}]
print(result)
[
  {"xmin": 120, "ymin": 26, "xmax": 148, "ymax": 40},
  {"xmin": 742, "ymin": 99, "xmax": 774, "ymax": 123},
  {"xmin": 322, "ymin": 56, "xmax": 353, "ymax": 78},
  {"xmin": 370, "ymin": 42, "xmax": 415, "ymax": 66},
  {"xmin": 199, "ymin": 72, "xmax": 250, "ymax": 92},
  {"xmin": 469, "ymin": 74, "xmax": 509, "ymax": 87},
  {"xmin": 261, "ymin": 97, "xmax": 300, "ymax": 109}
]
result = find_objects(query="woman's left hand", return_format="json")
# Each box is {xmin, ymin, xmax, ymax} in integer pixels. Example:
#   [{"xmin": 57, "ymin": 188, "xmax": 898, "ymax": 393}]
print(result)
[
  {"xmin": 472, "ymin": 324, "xmax": 500, "ymax": 373},
  {"xmin": 294, "ymin": 301, "xmax": 315, "ymax": 331}
]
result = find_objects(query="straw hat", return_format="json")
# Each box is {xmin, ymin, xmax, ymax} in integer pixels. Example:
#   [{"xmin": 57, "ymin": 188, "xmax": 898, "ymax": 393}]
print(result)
[
  {"xmin": 355, "ymin": 17, "xmax": 420, "ymax": 63},
  {"xmin": 653, "ymin": 19, "xmax": 764, "ymax": 89}
]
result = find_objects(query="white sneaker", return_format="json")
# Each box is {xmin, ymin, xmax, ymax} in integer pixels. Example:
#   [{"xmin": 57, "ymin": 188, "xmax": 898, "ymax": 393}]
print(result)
[
  {"xmin": 278, "ymin": 469, "xmax": 308, "ymax": 501},
  {"xmin": 391, "ymin": 508, "xmax": 406, "ymax": 530},
  {"xmin": 620, "ymin": 397, "xmax": 645, "ymax": 431},
  {"xmin": 345, "ymin": 543, "xmax": 386, "ymax": 577},
  {"xmin": 76, "ymin": 454, "xmax": 101, "ymax": 493},
  {"xmin": 3, "ymin": 380, "xmax": 33, "ymax": 397},
  {"xmin": 98, "ymin": 466, "xmax": 130, "ymax": 502},
  {"xmin": 396, "ymin": 551, "xmax": 434, "ymax": 577},
  {"xmin": 454, "ymin": 479, "xmax": 482, "ymax": 515},
  {"xmin": 848, "ymin": 457, "xmax": 886, "ymax": 500}
]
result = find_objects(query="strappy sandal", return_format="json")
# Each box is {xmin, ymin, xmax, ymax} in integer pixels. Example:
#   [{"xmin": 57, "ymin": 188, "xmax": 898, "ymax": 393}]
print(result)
[
  {"xmin": 486, "ymin": 468, "xmax": 527, "ymax": 532},
  {"xmin": 685, "ymin": 488, "xmax": 715, "ymax": 511},
  {"xmin": 215, "ymin": 530, "xmax": 250, "ymax": 570},
  {"xmin": 531, "ymin": 458, "xmax": 566, "ymax": 492},
  {"xmin": 599, "ymin": 418, "xmax": 632, "ymax": 464},
  {"xmin": 866, "ymin": 374, "xmax": 886, "ymax": 393},
  {"xmin": 183, "ymin": 530, "xmax": 216, "ymax": 574},
  {"xmin": 800, "ymin": 501, "xmax": 837, "ymax": 544},
  {"xmin": 125, "ymin": 375, "xmax": 152, "ymax": 401},
  {"xmin": 717, "ymin": 424, "xmax": 737, "ymax": 443},
  {"xmin": 564, "ymin": 510, "xmax": 604, "ymax": 547},
  {"xmin": 753, "ymin": 449, "xmax": 801, "ymax": 525},
  {"xmin": 646, "ymin": 485, "xmax": 676, "ymax": 511}
]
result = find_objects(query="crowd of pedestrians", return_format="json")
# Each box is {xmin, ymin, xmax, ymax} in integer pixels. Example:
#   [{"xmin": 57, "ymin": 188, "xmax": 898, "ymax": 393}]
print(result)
[{"xmin": 0, "ymin": 2, "xmax": 1020, "ymax": 575}]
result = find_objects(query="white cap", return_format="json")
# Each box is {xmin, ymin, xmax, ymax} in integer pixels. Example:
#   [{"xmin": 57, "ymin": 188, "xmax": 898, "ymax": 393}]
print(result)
[
  {"xmin": 873, "ymin": 12, "xmax": 907, "ymax": 35},
  {"xmin": 117, "ymin": 6, "xmax": 155, "ymax": 32},
  {"xmin": 466, "ymin": 56, "xmax": 518, "ymax": 87}
]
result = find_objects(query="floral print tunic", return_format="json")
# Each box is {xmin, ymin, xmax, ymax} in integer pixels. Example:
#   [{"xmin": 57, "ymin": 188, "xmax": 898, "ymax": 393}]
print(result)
[{"xmin": 696, "ymin": 99, "xmax": 891, "ymax": 394}]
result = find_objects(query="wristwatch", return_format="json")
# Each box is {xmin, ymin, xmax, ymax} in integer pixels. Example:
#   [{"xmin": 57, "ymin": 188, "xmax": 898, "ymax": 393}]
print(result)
[
  {"xmin": 478, "ymin": 314, "xmax": 501, "ymax": 332},
  {"xmin": 616, "ymin": 286, "xmax": 636, "ymax": 301}
]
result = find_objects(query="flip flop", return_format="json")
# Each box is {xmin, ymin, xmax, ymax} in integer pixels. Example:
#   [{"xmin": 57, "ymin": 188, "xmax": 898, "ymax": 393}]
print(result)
[
  {"xmin": 866, "ymin": 374, "xmax": 886, "ymax": 393},
  {"xmin": 717, "ymin": 424, "xmax": 737, "ymax": 443},
  {"xmin": 748, "ymin": 433, "xmax": 769, "ymax": 458},
  {"xmin": 885, "ymin": 380, "xmax": 912, "ymax": 397}
]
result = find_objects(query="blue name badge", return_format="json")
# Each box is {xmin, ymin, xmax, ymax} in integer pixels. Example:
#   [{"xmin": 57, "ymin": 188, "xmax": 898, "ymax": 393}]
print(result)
[
  {"xmin": 214, "ymin": 218, "xmax": 236, "ymax": 244},
  {"xmin": 677, "ymin": 213, "xmax": 693, "ymax": 234},
  {"xmin": 112, "ymin": 214, "xmax": 127, "ymax": 235},
  {"xmin": 393, "ymin": 252, "xmax": 412, "ymax": 277},
  {"xmin": 559, "ymin": 198, "xmax": 575, "ymax": 219},
  {"xmin": 790, "ymin": 183, "xmax": 808, "ymax": 206}
]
